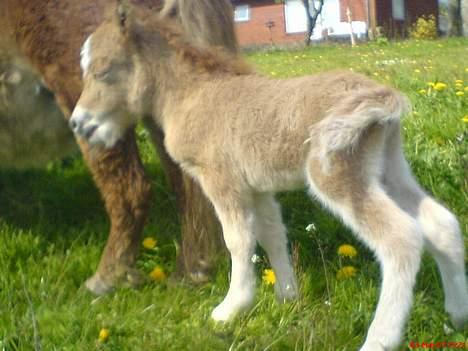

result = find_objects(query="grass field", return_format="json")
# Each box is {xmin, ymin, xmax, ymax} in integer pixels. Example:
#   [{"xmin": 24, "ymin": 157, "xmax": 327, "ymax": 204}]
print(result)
[{"xmin": 1, "ymin": 38, "xmax": 467, "ymax": 350}]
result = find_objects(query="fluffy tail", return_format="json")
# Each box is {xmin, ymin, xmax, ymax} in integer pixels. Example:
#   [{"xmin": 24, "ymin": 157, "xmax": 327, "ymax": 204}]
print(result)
[{"xmin": 311, "ymin": 87, "xmax": 410, "ymax": 161}]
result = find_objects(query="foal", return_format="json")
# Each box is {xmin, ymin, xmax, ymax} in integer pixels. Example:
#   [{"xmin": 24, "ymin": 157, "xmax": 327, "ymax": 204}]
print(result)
[{"xmin": 69, "ymin": 5, "xmax": 468, "ymax": 351}]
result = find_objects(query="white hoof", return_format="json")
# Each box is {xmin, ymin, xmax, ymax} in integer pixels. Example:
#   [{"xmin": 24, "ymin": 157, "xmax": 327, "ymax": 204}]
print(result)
[
  {"xmin": 275, "ymin": 280, "xmax": 299, "ymax": 303},
  {"xmin": 211, "ymin": 302, "xmax": 237, "ymax": 322},
  {"xmin": 359, "ymin": 340, "xmax": 386, "ymax": 351},
  {"xmin": 450, "ymin": 309, "xmax": 468, "ymax": 330},
  {"xmin": 211, "ymin": 295, "xmax": 253, "ymax": 322}
]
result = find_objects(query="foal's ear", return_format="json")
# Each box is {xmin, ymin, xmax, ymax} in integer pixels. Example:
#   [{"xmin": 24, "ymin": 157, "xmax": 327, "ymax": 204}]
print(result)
[{"xmin": 116, "ymin": 0, "xmax": 134, "ymax": 35}]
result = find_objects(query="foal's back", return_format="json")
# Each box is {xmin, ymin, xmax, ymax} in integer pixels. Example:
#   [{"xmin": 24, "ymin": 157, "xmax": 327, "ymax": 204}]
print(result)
[{"xmin": 169, "ymin": 70, "xmax": 383, "ymax": 190}]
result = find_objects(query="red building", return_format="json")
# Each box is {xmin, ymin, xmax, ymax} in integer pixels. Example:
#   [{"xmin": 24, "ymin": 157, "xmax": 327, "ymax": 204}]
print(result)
[
  {"xmin": 370, "ymin": 0, "xmax": 439, "ymax": 37},
  {"xmin": 232, "ymin": 0, "xmax": 439, "ymax": 46},
  {"xmin": 233, "ymin": 0, "xmax": 304, "ymax": 46}
]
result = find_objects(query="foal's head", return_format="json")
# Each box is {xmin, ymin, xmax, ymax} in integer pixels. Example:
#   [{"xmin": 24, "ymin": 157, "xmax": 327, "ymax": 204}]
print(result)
[
  {"xmin": 70, "ymin": 1, "xmax": 248, "ymax": 148},
  {"xmin": 69, "ymin": 3, "xmax": 153, "ymax": 148}
]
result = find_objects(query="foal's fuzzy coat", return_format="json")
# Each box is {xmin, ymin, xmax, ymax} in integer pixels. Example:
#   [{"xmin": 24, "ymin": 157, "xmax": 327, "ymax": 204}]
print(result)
[{"xmin": 70, "ymin": 7, "xmax": 468, "ymax": 351}]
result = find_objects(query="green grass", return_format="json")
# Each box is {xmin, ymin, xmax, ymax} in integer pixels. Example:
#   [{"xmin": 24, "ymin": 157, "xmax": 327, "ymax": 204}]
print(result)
[{"xmin": 1, "ymin": 38, "xmax": 467, "ymax": 350}]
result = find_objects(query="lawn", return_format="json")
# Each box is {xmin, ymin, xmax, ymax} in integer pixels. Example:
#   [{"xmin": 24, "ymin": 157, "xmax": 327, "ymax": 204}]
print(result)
[{"xmin": 1, "ymin": 38, "xmax": 467, "ymax": 351}]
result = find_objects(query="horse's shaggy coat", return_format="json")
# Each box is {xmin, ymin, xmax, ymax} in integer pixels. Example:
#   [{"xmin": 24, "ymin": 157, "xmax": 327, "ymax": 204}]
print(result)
[
  {"xmin": 0, "ymin": 43, "xmax": 76, "ymax": 168},
  {"xmin": 70, "ymin": 5, "xmax": 468, "ymax": 351},
  {"xmin": 0, "ymin": 0, "xmax": 237, "ymax": 293}
]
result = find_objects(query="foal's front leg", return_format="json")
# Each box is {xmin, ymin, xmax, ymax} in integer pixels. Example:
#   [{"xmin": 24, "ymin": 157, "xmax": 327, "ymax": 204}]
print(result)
[
  {"xmin": 253, "ymin": 193, "xmax": 298, "ymax": 301},
  {"xmin": 198, "ymin": 175, "xmax": 257, "ymax": 321}
]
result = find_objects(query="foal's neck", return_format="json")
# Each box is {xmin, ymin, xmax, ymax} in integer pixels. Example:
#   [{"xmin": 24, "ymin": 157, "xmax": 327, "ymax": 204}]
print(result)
[{"xmin": 148, "ymin": 52, "xmax": 227, "ymax": 130}]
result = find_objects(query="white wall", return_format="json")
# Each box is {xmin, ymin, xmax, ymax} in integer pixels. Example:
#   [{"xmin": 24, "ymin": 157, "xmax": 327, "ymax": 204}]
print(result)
[{"xmin": 284, "ymin": 0, "xmax": 367, "ymax": 40}]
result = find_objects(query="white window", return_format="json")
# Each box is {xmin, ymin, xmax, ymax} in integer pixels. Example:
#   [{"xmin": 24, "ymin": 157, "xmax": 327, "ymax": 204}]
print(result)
[
  {"xmin": 285, "ymin": 0, "xmax": 308, "ymax": 33},
  {"xmin": 392, "ymin": 0, "xmax": 405, "ymax": 20},
  {"xmin": 234, "ymin": 4, "xmax": 250, "ymax": 22}
]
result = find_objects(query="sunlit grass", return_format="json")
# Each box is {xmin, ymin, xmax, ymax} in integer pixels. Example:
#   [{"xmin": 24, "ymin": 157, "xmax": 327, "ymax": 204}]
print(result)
[{"xmin": 1, "ymin": 38, "xmax": 467, "ymax": 350}]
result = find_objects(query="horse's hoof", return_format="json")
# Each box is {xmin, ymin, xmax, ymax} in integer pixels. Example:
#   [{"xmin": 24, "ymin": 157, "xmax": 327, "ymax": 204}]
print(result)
[
  {"xmin": 85, "ymin": 267, "xmax": 146, "ymax": 295},
  {"xmin": 85, "ymin": 274, "xmax": 113, "ymax": 295}
]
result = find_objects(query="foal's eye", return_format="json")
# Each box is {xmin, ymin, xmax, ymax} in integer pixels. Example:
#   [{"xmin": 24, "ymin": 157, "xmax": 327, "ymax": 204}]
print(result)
[{"xmin": 94, "ymin": 70, "xmax": 111, "ymax": 81}]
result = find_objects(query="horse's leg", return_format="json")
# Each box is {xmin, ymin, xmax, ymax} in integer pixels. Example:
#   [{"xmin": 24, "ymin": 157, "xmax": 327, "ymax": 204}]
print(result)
[
  {"xmin": 383, "ymin": 124, "xmax": 468, "ymax": 330},
  {"xmin": 144, "ymin": 119, "xmax": 223, "ymax": 283},
  {"xmin": 253, "ymin": 192, "xmax": 298, "ymax": 301},
  {"xmin": 307, "ymin": 127, "xmax": 423, "ymax": 351},
  {"xmin": 195, "ymin": 172, "xmax": 256, "ymax": 321},
  {"xmin": 80, "ymin": 129, "xmax": 153, "ymax": 295}
]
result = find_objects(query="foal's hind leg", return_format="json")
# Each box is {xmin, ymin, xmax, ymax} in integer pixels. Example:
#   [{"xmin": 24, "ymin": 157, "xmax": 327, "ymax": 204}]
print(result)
[
  {"xmin": 307, "ymin": 132, "xmax": 423, "ymax": 351},
  {"xmin": 383, "ymin": 125, "xmax": 468, "ymax": 329},
  {"xmin": 253, "ymin": 193, "xmax": 298, "ymax": 301},
  {"xmin": 197, "ymin": 173, "xmax": 257, "ymax": 321}
]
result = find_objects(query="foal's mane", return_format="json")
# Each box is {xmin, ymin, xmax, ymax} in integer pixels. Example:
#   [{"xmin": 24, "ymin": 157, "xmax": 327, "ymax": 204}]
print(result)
[{"xmin": 133, "ymin": 14, "xmax": 252, "ymax": 76}]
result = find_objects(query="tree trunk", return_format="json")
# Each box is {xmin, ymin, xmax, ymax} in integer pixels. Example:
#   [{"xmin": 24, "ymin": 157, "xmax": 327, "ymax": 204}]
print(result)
[
  {"xmin": 462, "ymin": 0, "xmax": 468, "ymax": 36},
  {"xmin": 448, "ymin": 0, "xmax": 463, "ymax": 36},
  {"xmin": 303, "ymin": 0, "xmax": 312, "ymax": 45},
  {"xmin": 302, "ymin": 0, "xmax": 324, "ymax": 45}
]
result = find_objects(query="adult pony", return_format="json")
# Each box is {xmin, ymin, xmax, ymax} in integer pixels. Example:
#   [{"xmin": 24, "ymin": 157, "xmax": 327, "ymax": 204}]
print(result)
[
  {"xmin": 70, "ymin": 5, "xmax": 468, "ymax": 351},
  {"xmin": 0, "ymin": 43, "xmax": 76, "ymax": 167},
  {"xmin": 0, "ymin": 0, "xmax": 236, "ymax": 294}
]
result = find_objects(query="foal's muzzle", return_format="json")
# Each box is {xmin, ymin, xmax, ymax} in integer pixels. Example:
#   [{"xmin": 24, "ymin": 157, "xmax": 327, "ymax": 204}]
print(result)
[{"xmin": 69, "ymin": 106, "xmax": 97, "ymax": 139}]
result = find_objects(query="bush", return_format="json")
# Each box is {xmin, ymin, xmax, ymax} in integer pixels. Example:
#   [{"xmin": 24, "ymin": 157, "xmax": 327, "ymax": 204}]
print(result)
[{"xmin": 409, "ymin": 15, "xmax": 437, "ymax": 40}]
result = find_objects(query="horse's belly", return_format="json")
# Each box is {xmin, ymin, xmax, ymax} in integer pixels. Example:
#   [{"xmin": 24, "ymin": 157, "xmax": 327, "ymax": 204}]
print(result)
[{"xmin": 247, "ymin": 167, "xmax": 306, "ymax": 193}]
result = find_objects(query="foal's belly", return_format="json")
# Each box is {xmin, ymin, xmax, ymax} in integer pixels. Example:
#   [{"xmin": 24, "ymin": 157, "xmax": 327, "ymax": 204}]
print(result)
[{"xmin": 247, "ymin": 167, "xmax": 306, "ymax": 193}]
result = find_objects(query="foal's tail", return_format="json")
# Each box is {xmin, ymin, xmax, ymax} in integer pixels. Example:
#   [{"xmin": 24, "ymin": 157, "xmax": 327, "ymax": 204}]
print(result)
[{"xmin": 311, "ymin": 87, "xmax": 410, "ymax": 161}]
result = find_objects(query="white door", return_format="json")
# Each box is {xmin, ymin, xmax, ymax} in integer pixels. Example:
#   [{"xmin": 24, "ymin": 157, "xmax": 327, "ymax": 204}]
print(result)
[{"xmin": 285, "ymin": 0, "xmax": 308, "ymax": 33}]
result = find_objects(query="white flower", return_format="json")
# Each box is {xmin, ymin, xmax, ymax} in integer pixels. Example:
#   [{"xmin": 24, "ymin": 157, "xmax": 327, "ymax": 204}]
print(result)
[
  {"xmin": 306, "ymin": 223, "xmax": 316, "ymax": 232},
  {"xmin": 251, "ymin": 254, "xmax": 261, "ymax": 264},
  {"xmin": 443, "ymin": 323, "xmax": 454, "ymax": 335}
]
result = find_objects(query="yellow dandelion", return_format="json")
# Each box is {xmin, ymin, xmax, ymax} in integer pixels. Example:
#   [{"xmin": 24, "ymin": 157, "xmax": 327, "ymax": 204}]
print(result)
[
  {"xmin": 142, "ymin": 237, "xmax": 157, "ymax": 249},
  {"xmin": 462, "ymin": 116, "xmax": 468, "ymax": 123},
  {"xmin": 262, "ymin": 268, "xmax": 276, "ymax": 285},
  {"xmin": 149, "ymin": 266, "xmax": 167, "ymax": 282},
  {"xmin": 464, "ymin": 86, "xmax": 468, "ymax": 92},
  {"xmin": 336, "ymin": 266, "xmax": 357, "ymax": 280},
  {"xmin": 337, "ymin": 244, "xmax": 358, "ymax": 258},
  {"xmin": 433, "ymin": 82, "xmax": 447, "ymax": 91},
  {"xmin": 373, "ymin": 72, "xmax": 379, "ymax": 77},
  {"xmin": 456, "ymin": 91, "xmax": 465, "ymax": 97},
  {"xmin": 465, "ymin": 68, "xmax": 468, "ymax": 72},
  {"xmin": 418, "ymin": 89, "xmax": 427, "ymax": 95},
  {"xmin": 414, "ymin": 69, "xmax": 421, "ymax": 73},
  {"xmin": 98, "ymin": 328, "xmax": 110, "ymax": 343},
  {"xmin": 270, "ymin": 71, "xmax": 277, "ymax": 76},
  {"xmin": 455, "ymin": 79, "xmax": 463, "ymax": 84}
]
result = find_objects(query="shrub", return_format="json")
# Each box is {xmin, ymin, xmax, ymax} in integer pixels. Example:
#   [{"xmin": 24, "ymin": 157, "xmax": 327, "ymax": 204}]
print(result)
[{"xmin": 409, "ymin": 15, "xmax": 437, "ymax": 40}]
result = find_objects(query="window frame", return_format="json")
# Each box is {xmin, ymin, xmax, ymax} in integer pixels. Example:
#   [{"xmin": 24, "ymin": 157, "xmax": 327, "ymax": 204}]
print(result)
[
  {"xmin": 392, "ymin": 0, "xmax": 405, "ymax": 21},
  {"xmin": 234, "ymin": 4, "xmax": 250, "ymax": 22}
]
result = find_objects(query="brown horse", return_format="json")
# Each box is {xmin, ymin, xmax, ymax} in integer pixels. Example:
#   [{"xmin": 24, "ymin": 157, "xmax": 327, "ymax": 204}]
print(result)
[
  {"xmin": 0, "ymin": 43, "xmax": 76, "ymax": 168},
  {"xmin": 0, "ymin": 0, "xmax": 236, "ymax": 294},
  {"xmin": 70, "ymin": 5, "xmax": 468, "ymax": 350}
]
